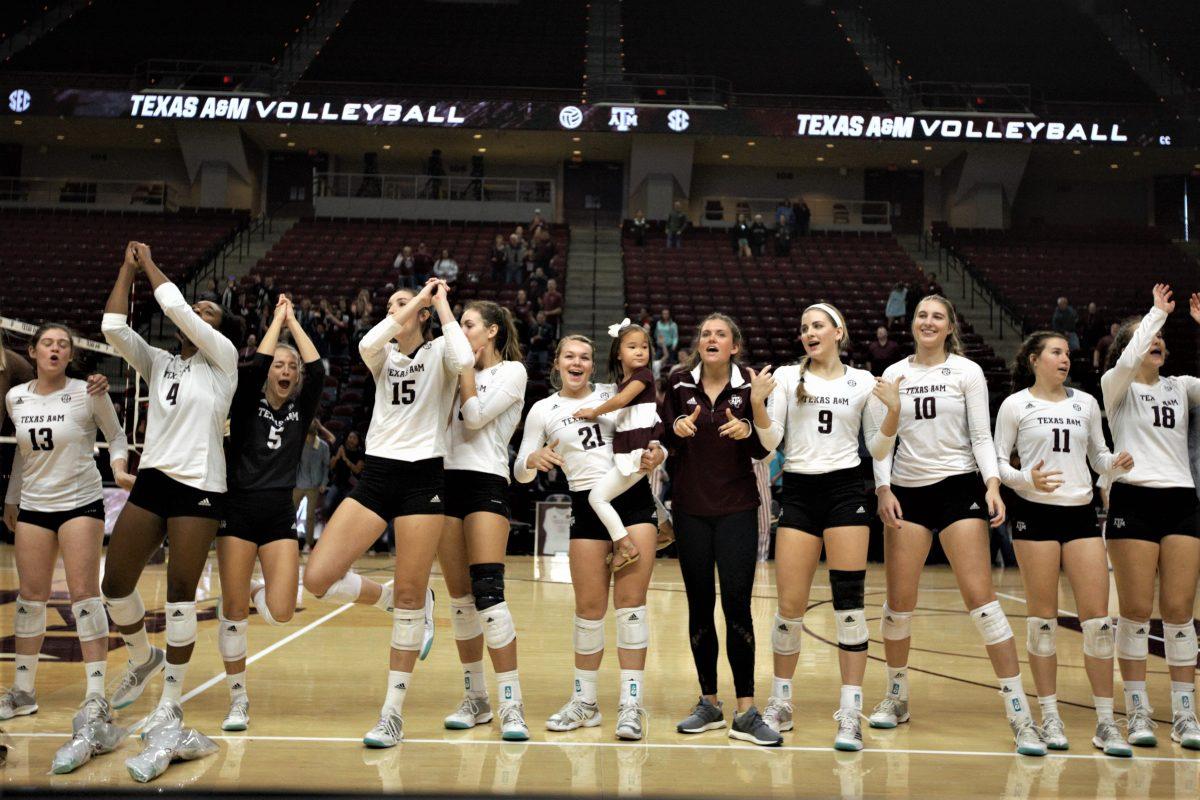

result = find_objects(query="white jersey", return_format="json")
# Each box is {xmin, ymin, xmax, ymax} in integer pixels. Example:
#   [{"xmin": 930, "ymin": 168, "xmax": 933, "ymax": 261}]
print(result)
[
  {"xmin": 359, "ymin": 316, "xmax": 472, "ymax": 462},
  {"xmin": 1101, "ymin": 307, "xmax": 1200, "ymax": 488},
  {"xmin": 445, "ymin": 360, "xmax": 527, "ymax": 479},
  {"xmin": 514, "ymin": 385, "xmax": 619, "ymax": 492},
  {"xmin": 872, "ymin": 353, "xmax": 999, "ymax": 488},
  {"xmin": 994, "ymin": 388, "xmax": 1118, "ymax": 506},
  {"xmin": 101, "ymin": 282, "xmax": 237, "ymax": 492},
  {"xmin": 758, "ymin": 364, "xmax": 894, "ymax": 474},
  {"xmin": 5, "ymin": 379, "xmax": 129, "ymax": 511}
]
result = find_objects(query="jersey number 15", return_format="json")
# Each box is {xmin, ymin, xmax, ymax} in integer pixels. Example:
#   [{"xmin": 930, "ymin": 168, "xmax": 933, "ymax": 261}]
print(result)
[{"xmin": 391, "ymin": 379, "xmax": 416, "ymax": 406}]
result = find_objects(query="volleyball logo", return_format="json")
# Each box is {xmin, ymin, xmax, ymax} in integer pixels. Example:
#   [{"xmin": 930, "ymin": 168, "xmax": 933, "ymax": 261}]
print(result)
[
  {"xmin": 559, "ymin": 106, "xmax": 584, "ymax": 130},
  {"xmin": 8, "ymin": 89, "xmax": 31, "ymax": 113}
]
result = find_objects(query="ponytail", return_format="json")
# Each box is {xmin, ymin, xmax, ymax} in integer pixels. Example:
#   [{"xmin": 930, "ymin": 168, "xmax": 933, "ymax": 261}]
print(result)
[{"xmin": 466, "ymin": 300, "xmax": 522, "ymax": 362}]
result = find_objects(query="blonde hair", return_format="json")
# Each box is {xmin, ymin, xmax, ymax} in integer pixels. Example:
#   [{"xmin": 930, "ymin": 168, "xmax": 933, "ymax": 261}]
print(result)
[
  {"xmin": 550, "ymin": 334, "xmax": 595, "ymax": 390},
  {"xmin": 265, "ymin": 343, "xmax": 304, "ymax": 399},
  {"xmin": 795, "ymin": 303, "xmax": 850, "ymax": 401},
  {"xmin": 913, "ymin": 294, "xmax": 963, "ymax": 355}
]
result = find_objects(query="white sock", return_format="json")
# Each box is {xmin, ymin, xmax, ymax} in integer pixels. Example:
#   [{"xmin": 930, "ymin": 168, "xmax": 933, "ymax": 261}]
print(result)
[
  {"xmin": 463, "ymin": 660, "xmax": 487, "ymax": 699},
  {"xmin": 840, "ymin": 684, "xmax": 863, "ymax": 712},
  {"xmin": 886, "ymin": 666, "xmax": 909, "ymax": 701},
  {"xmin": 1171, "ymin": 681, "xmax": 1196, "ymax": 717},
  {"xmin": 772, "ymin": 676, "xmax": 793, "ymax": 702},
  {"xmin": 13, "ymin": 654, "xmax": 37, "ymax": 693},
  {"xmin": 998, "ymin": 675, "xmax": 1031, "ymax": 723},
  {"xmin": 373, "ymin": 582, "xmax": 393, "ymax": 614},
  {"xmin": 574, "ymin": 668, "xmax": 598, "ymax": 704},
  {"xmin": 1124, "ymin": 680, "xmax": 1149, "ymax": 713},
  {"xmin": 497, "ymin": 670, "xmax": 522, "ymax": 704},
  {"xmin": 161, "ymin": 662, "xmax": 187, "ymax": 703},
  {"xmin": 384, "ymin": 670, "xmax": 411, "ymax": 715},
  {"xmin": 124, "ymin": 627, "xmax": 152, "ymax": 666},
  {"xmin": 1038, "ymin": 693, "xmax": 1059, "ymax": 720},
  {"xmin": 619, "ymin": 669, "xmax": 644, "ymax": 706},
  {"xmin": 84, "ymin": 660, "xmax": 106, "ymax": 697},
  {"xmin": 226, "ymin": 670, "xmax": 248, "ymax": 700},
  {"xmin": 1094, "ymin": 695, "xmax": 1115, "ymax": 723}
]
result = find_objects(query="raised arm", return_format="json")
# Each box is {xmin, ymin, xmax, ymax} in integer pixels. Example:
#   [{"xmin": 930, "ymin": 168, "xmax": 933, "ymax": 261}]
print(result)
[
  {"xmin": 101, "ymin": 243, "xmax": 159, "ymax": 376},
  {"xmin": 359, "ymin": 281, "xmax": 436, "ymax": 378},
  {"xmin": 432, "ymin": 280, "xmax": 472, "ymax": 377},
  {"xmin": 460, "ymin": 363, "xmax": 527, "ymax": 430},
  {"xmin": 1101, "ymin": 286, "xmax": 1171, "ymax": 412}
]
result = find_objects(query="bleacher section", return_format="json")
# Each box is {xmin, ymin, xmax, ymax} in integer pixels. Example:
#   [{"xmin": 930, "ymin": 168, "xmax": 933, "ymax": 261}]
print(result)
[
  {"xmin": 0, "ymin": 1, "xmax": 51, "ymax": 42},
  {"xmin": 1122, "ymin": 1, "xmax": 1200, "ymax": 91}
]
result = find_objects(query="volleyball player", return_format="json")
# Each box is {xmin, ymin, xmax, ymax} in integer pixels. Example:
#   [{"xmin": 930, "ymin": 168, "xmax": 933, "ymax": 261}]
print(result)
[
  {"xmin": 994, "ymin": 331, "xmax": 1133, "ymax": 756},
  {"xmin": 1, "ymin": 324, "xmax": 132, "ymax": 722},
  {"xmin": 514, "ymin": 335, "xmax": 664, "ymax": 741},
  {"xmin": 438, "ymin": 300, "xmax": 529, "ymax": 740},
  {"xmin": 754, "ymin": 303, "xmax": 898, "ymax": 750},
  {"xmin": 302, "ymin": 278, "xmax": 471, "ymax": 748},
  {"xmin": 1100, "ymin": 284, "xmax": 1200, "ymax": 749},
  {"xmin": 100, "ymin": 242, "xmax": 239, "ymax": 732},
  {"xmin": 216, "ymin": 294, "xmax": 324, "ymax": 731},
  {"xmin": 867, "ymin": 295, "xmax": 1045, "ymax": 756}
]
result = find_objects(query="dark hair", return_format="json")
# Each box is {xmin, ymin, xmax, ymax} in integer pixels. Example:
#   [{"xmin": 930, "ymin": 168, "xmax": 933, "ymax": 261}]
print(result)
[
  {"xmin": 27, "ymin": 323, "xmax": 77, "ymax": 368},
  {"xmin": 216, "ymin": 304, "xmax": 245, "ymax": 346},
  {"xmin": 392, "ymin": 288, "xmax": 434, "ymax": 341},
  {"xmin": 466, "ymin": 300, "xmax": 522, "ymax": 362},
  {"xmin": 550, "ymin": 334, "xmax": 594, "ymax": 390},
  {"xmin": 1010, "ymin": 331, "xmax": 1069, "ymax": 392},
  {"xmin": 912, "ymin": 294, "xmax": 963, "ymax": 355},
  {"xmin": 1104, "ymin": 315, "xmax": 1153, "ymax": 373},
  {"xmin": 607, "ymin": 324, "xmax": 652, "ymax": 383},
  {"xmin": 682, "ymin": 313, "xmax": 746, "ymax": 372},
  {"xmin": 795, "ymin": 303, "xmax": 850, "ymax": 401}
]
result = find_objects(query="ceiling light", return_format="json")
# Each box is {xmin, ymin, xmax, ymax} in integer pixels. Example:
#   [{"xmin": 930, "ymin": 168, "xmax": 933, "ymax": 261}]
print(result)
[
  {"xmin": 825, "ymin": 143, "xmax": 835, "ymax": 149},
  {"xmin": 287, "ymin": 141, "xmax": 295, "ymax": 148},
  {"xmin": 382, "ymin": 144, "xmax": 391, "ymax": 150},
  {"xmin": 279, "ymin": 132, "xmax": 288, "ymax": 139},
  {"xmin": 816, "ymin": 156, "xmax": 825, "ymax": 162},
  {"xmin": 12, "ymin": 119, "xmax": 21, "ymax": 126},
  {"xmin": 473, "ymin": 133, "xmax": 482, "ymax": 140},
  {"xmin": 911, "ymin": 158, "xmax": 919, "ymax": 165},
  {"xmin": 153, "ymin": 137, "xmax": 162, "ymax": 144},
  {"xmin": 923, "ymin": 145, "xmax": 932, "ymax": 151},
  {"xmin": 55, "ymin": 134, "xmax": 64, "ymax": 141},
  {"xmin": 572, "ymin": 149, "xmax": 581, "ymax": 155},
  {"xmin": 477, "ymin": 147, "xmax": 487, "ymax": 153},
  {"xmin": 746, "ymin": 141, "xmax": 756, "ymax": 147},
  {"xmin": 721, "ymin": 153, "xmax": 730, "ymax": 160},
  {"xmin": 135, "ymin": 123, "xmax": 144, "ymax": 130}
]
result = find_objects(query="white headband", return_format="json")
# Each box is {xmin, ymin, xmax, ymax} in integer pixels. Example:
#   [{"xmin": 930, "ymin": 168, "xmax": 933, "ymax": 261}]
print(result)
[
  {"xmin": 608, "ymin": 317, "xmax": 633, "ymax": 338},
  {"xmin": 805, "ymin": 303, "xmax": 844, "ymax": 331}
]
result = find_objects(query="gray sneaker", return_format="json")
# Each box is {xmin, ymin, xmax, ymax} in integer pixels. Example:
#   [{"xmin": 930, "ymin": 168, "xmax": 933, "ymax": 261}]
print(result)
[
  {"xmin": 0, "ymin": 688, "xmax": 37, "ymax": 720},
  {"xmin": 762, "ymin": 696, "xmax": 793, "ymax": 733},
  {"xmin": 868, "ymin": 697, "xmax": 909, "ymax": 729},
  {"xmin": 1040, "ymin": 713, "xmax": 1069, "ymax": 750},
  {"xmin": 1011, "ymin": 717, "xmax": 1047, "ymax": 757},
  {"xmin": 1093, "ymin": 720, "xmax": 1132, "ymax": 757},
  {"xmin": 546, "ymin": 698, "xmax": 602, "ymax": 732},
  {"xmin": 615, "ymin": 703, "xmax": 646, "ymax": 741},
  {"xmin": 729, "ymin": 706, "xmax": 783, "ymax": 747},
  {"xmin": 363, "ymin": 710, "xmax": 403, "ymax": 748},
  {"xmin": 1125, "ymin": 706, "xmax": 1158, "ymax": 747},
  {"xmin": 78, "ymin": 693, "xmax": 111, "ymax": 725},
  {"xmin": 444, "ymin": 696, "xmax": 493, "ymax": 730},
  {"xmin": 833, "ymin": 708, "xmax": 864, "ymax": 752},
  {"xmin": 111, "ymin": 647, "xmax": 166, "ymax": 710},
  {"xmin": 1171, "ymin": 711, "xmax": 1200, "ymax": 750},
  {"xmin": 677, "ymin": 697, "xmax": 726, "ymax": 734}
]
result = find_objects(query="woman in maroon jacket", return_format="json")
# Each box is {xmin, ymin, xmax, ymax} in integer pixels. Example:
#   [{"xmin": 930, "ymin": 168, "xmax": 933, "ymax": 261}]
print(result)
[{"xmin": 662, "ymin": 313, "xmax": 779, "ymax": 746}]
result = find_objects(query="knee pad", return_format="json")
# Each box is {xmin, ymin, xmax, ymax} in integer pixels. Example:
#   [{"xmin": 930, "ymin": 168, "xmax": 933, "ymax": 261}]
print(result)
[
  {"xmin": 165, "ymin": 601, "xmax": 197, "ymax": 647},
  {"xmin": 102, "ymin": 590, "xmax": 145, "ymax": 628},
  {"xmin": 1116, "ymin": 616, "xmax": 1149, "ymax": 661},
  {"xmin": 1081, "ymin": 616, "xmax": 1115, "ymax": 660},
  {"xmin": 71, "ymin": 597, "xmax": 108, "ymax": 643},
  {"xmin": 573, "ymin": 616, "xmax": 605, "ymax": 655},
  {"xmin": 469, "ymin": 563, "xmax": 506, "ymax": 611},
  {"xmin": 830, "ymin": 570, "xmax": 868, "ymax": 652},
  {"xmin": 881, "ymin": 602, "xmax": 912, "ymax": 641},
  {"xmin": 450, "ymin": 595, "xmax": 483, "ymax": 641},
  {"xmin": 251, "ymin": 586, "xmax": 285, "ymax": 627},
  {"xmin": 836, "ymin": 609, "xmax": 869, "ymax": 652},
  {"xmin": 316, "ymin": 571, "xmax": 362, "ymax": 604},
  {"xmin": 14, "ymin": 596, "xmax": 46, "ymax": 638},
  {"xmin": 969, "ymin": 601, "xmax": 1013, "ymax": 646},
  {"xmin": 616, "ymin": 606, "xmax": 649, "ymax": 650},
  {"xmin": 482, "ymin": 601, "xmax": 517, "ymax": 649},
  {"xmin": 217, "ymin": 610, "xmax": 248, "ymax": 662},
  {"xmin": 390, "ymin": 607, "xmax": 424, "ymax": 651},
  {"xmin": 1162, "ymin": 621, "xmax": 1199, "ymax": 667},
  {"xmin": 771, "ymin": 613, "xmax": 803, "ymax": 656},
  {"xmin": 1025, "ymin": 616, "xmax": 1057, "ymax": 658}
]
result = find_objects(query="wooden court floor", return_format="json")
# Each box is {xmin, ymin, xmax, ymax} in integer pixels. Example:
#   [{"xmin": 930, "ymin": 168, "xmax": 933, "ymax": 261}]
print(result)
[{"xmin": 1, "ymin": 549, "xmax": 1198, "ymax": 798}]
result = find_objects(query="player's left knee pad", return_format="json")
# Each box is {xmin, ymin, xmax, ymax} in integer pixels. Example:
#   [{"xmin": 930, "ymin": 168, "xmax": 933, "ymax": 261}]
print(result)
[
  {"xmin": 482, "ymin": 601, "xmax": 517, "ymax": 650},
  {"xmin": 574, "ymin": 616, "xmax": 605, "ymax": 655},
  {"xmin": 830, "ymin": 569, "xmax": 868, "ymax": 652},
  {"xmin": 616, "ymin": 606, "xmax": 649, "ymax": 650},
  {"xmin": 969, "ymin": 600, "xmax": 1013, "ymax": 646},
  {"xmin": 772, "ymin": 613, "xmax": 804, "ymax": 656},
  {"xmin": 1081, "ymin": 616, "xmax": 1115, "ymax": 659},
  {"xmin": 14, "ymin": 596, "xmax": 46, "ymax": 638},
  {"xmin": 450, "ymin": 595, "xmax": 483, "ymax": 641},
  {"xmin": 390, "ymin": 607, "xmax": 424, "ymax": 651},
  {"xmin": 880, "ymin": 603, "xmax": 912, "ymax": 641},
  {"xmin": 217, "ymin": 610, "xmax": 248, "ymax": 662},
  {"xmin": 252, "ymin": 586, "xmax": 287, "ymax": 627},
  {"xmin": 469, "ymin": 563, "xmax": 506, "ymax": 611},
  {"xmin": 315, "ymin": 570, "xmax": 362, "ymax": 604},
  {"xmin": 71, "ymin": 596, "xmax": 108, "ymax": 642},
  {"xmin": 1163, "ymin": 621, "xmax": 1199, "ymax": 667},
  {"xmin": 1025, "ymin": 616, "xmax": 1057, "ymax": 658},
  {"xmin": 102, "ymin": 590, "xmax": 145, "ymax": 627},
  {"xmin": 1116, "ymin": 616, "xmax": 1149, "ymax": 661},
  {"xmin": 165, "ymin": 601, "xmax": 197, "ymax": 647}
]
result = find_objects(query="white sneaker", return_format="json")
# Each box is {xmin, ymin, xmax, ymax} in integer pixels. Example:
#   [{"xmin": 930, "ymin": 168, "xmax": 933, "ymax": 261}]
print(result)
[
  {"xmin": 615, "ymin": 703, "xmax": 646, "ymax": 741},
  {"xmin": 222, "ymin": 696, "xmax": 250, "ymax": 732},
  {"xmin": 868, "ymin": 697, "xmax": 909, "ymax": 729},
  {"xmin": 1040, "ymin": 713, "xmax": 1069, "ymax": 750},
  {"xmin": 1125, "ymin": 706, "xmax": 1158, "ymax": 747},
  {"xmin": 499, "ymin": 701, "xmax": 530, "ymax": 741},
  {"xmin": 546, "ymin": 698, "xmax": 602, "ymax": 732},
  {"xmin": 762, "ymin": 696, "xmax": 793, "ymax": 733},
  {"xmin": 444, "ymin": 695, "xmax": 492, "ymax": 730},
  {"xmin": 140, "ymin": 701, "xmax": 183, "ymax": 739},
  {"xmin": 419, "ymin": 588, "xmax": 435, "ymax": 661},
  {"xmin": 1171, "ymin": 711, "xmax": 1200, "ymax": 750},
  {"xmin": 363, "ymin": 710, "xmax": 404, "ymax": 748},
  {"xmin": 833, "ymin": 708, "xmax": 864, "ymax": 752},
  {"xmin": 0, "ymin": 688, "xmax": 37, "ymax": 720},
  {"xmin": 1093, "ymin": 719, "xmax": 1132, "ymax": 757},
  {"xmin": 1011, "ymin": 717, "xmax": 1047, "ymax": 757}
]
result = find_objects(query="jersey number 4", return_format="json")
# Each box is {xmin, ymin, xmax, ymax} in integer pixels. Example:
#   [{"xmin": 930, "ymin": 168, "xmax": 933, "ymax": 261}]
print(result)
[
  {"xmin": 578, "ymin": 424, "xmax": 604, "ymax": 450},
  {"xmin": 27, "ymin": 427, "xmax": 53, "ymax": 451},
  {"xmin": 391, "ymin": 379, "xmax": 416, "ymax": 405},
  {"xmin": 165, "ymin": 382, "xmax": 180, "ymax": 406}
]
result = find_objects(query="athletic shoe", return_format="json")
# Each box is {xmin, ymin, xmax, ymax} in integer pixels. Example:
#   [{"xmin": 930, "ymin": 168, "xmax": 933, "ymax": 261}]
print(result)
[
  {"xmin": 140, "ymin": 701, "xmax": 183, "ymax": 739},
  {"xmin": 419, "ymin": 588, "xmax": 435, "ymax": 661},
  {"xmin": 833, "ymin": 708, "xmax": 864, "ymax": 752},
  {"xmin": 78, "ymin": 693, "xmax": 111, "ymax": 725},
  {"xmin": 868, "ymin": 697, "xmax": 909, "ymax": 729},
  {"xmin": 1040, "ymin": 714, "xmax": 1069, "ymax": 750},
  {"xmin": 111, "ymin": 647, "xmax": 166, "ymax": 709},
  {"xmin": 677, "ymin": 697, "xmax": 726, "ymax": 734},
  {"xmin": 444, "ymin": 696, "xmax": 493, "ymax": 730},
  {"xmin": 363, "ymin": 710, "xmax": 404, "ymax": 748},
  {"xmin": 0, "ymin": 689, "xmax": 37, "ymax": 720},
  {"xmin": 1093, "ymin": 720, "xmax": 1132, "ymax": 757},
  {"xmin": 729, "ymin": 706, "xmax": 782, "ymax": 747},
  {"xmin": 1010, "ymin": 717, "xmax": 1047, "ymax": 757},
  {"xmin": 1125, "ymin": 706, "xmax": 1158, "ymax": 747},
  {"xmin": 1171, "ymin": 711, "xmax": 1200, "ymax": 750},
  {"xmin": 499, "ymin": 701, "xmax": 530, "ymax": 741},
  {"xmin": 546, "ymin": 698, "xmax": 602, "ymax": 732},
  {"xmin": 762, "ymin": 696, "xmax": 793, "ymax": 733},
  {"xmin": 615, "ymin": 703, "xmax": 646, "ymax": 741},
  {"xmin": 222, "ymin": 697, "xmax": 250, "ymax": 732}
]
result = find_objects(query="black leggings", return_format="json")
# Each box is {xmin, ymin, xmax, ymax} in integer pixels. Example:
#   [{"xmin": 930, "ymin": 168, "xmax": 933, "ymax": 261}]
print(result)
[{"xmin": 674, "ymin": 508, "xmax": 759, "ymax": 698}]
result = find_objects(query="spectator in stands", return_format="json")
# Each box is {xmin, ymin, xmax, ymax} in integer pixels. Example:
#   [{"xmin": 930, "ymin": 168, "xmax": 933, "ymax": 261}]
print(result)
[
  {"xmin": 513, "ymin": 288, "xmax": 535, "ymax": 335},
  {"xmin": 529, "ymin": 210, "xmax": 548, "ymax": 238},
  {"xmin": 433, "ymin": 248, "xmax": 459, "ymax": 285},
  {"xmin": 513, "ymin": 225, "xmax": 528, "ymax": 247},
  {"xmin": 796, "ymin": 200, "xmax": 811, "ymax": 236},
  {"xmin": 1093, "ymin": 321, "xmax": 1120, "ymax": 370},
  {"xmin": 325, "ymin": 430, "xmax": 365, "ymax": 521},
  {"xmin": 424, "ymin": 148, "xmax": 446, "ymax": 198},
  {"xmin": 527, "ymin": 310, "xmax": 555, "ymax": 372},
  {"xmin": 867, "ymin": 325, "xmax": 901, "ymax": 376},
  {"xmin": 924, "ymin": 272, "xmax": 944, "ymax": 298},
  {"xmin": 413, "ymin": 243, "xmax": 434, "ymax": 286},
  {"xmin": 655, "ymin": 308, "xmax": 679, "ymax": 362},
  {"xmin": 775, "ymin": 214, "xmax": 792, "ymax": 256},
  {"xmin": 532, "ymin": 228, "xmax": 557, "ymax": 277},
  {"xmin": 776, "ymin": 200, "xmax": 796, "ymax": 234},
  {"xmin": 632, "ymin": 211, "xmax": 649, "ymax": 246},
  {"xmin": 490, "ymin": 234, "xmax": 507, "ymax": 283},
  {"xmin": 666, "ymin": 200, "xmax": 689, "ymax": 248},
  {"xmin": 637, "ymin": 307, "xmax": 654, "ymax": 331},
  {"xmin": 1051, "ymin": 296, "xmax": 1080, "ymax": 350},
  {"xmin": 749, "ymin": 214, "xmax": 769, "ymax": 257},
  {"xmin": 885, "ymin": 282, "xmax": 908, "ymax": 327},
  {"xmin": 504, "ymin": 234, "xmax": 526, "ymax": 285},
  {"xmin": 221, "ymin": 277, "xmax": 237, "ymax": 310},
  {"xmin": 238, "ymin": 333, "xmax": 258, "ymax": 365},
  {"xmin": 732, "ymin": 213, "xmax": 752, "ymax": 259},
  {"xmin": 1078, "ymin": 301, "xmax": 1105, "ymax": 352},
  {"xmin": 294, "ymin": 420, "xmax": 330, "ymax": 553},
  {"xmin": 393, "ymin": 245, "xmax": 416, "ymax": 288},
  {"xmin": 541, "ymin": 278, "xmax": 563, "ymax": 332},
  {"xmin": 673, "ymin": 347, "xmax": 692, "ymax": 375},
  {"xmin": 905, "ymin": 277, "xmax": 922, "ymax": 321}
]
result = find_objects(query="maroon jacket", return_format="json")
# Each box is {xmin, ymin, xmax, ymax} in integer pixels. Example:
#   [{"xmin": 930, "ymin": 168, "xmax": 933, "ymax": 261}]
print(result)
[{"xmin": 661, "ymin": 362, "xmax": 768, "ymax": 517}]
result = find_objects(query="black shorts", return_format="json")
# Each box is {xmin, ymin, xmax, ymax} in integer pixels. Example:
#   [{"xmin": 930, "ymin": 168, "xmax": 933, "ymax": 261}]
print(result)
[
  {"xmin": 219, "ymin": 488, "xmax": 298, "ymax": 546},
  {"xmin": 890, "ymin": 472, "xmax": 989, "ymax": 533},
  {"xmin": 569, "ymin": 479, "xmax": 657, "ymax": 541},
  {"xmin": 1005, "ymin": 492, "xmax": 1099, "ymax": 543},
  {"xmin": 126, "ymin": 468, "xmax": 224, "ymax": 520},
  {"xmin": 444, "ymin": 470, "xmax": 510, "ymax": 520},
  {"xmin": 777, "ymin": 467, "xmax": 871, "ymax": 534},
  {"xmin": 349, "ymin": 455, "xmax": 445, "ymax": 520},
  {"xmin": 1106, "ymin": 483, "xmax": 1200, "ymax": 542},
  {"xmin": 18, "ymin": 499, "xmax": 105, "ymax": 531}
]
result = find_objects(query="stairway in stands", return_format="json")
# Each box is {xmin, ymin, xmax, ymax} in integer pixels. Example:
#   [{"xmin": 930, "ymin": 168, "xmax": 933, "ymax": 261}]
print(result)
[{"xmin": 562, "ymin": 223, "xmax": 624, "ymax": 344}]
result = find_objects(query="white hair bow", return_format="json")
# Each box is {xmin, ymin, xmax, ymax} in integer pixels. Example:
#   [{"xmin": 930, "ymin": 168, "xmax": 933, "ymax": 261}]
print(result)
[{"xmin": 608, "ymin": 318, "xmax": 632, "ymax": 338}]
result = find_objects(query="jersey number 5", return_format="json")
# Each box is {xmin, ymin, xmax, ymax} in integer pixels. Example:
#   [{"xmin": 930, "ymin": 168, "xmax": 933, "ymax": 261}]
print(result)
[
  {"xmin": 28, "ymin": 427, "xmax": 53, "ymax": 451},
  {"xmin": 579, "ymin": 424, "xmax": 604, "ymax": 450},
  {"xmin": 391, "ymin": 379, "xmax": 416, "ymax": 406},
  {"xmin": 267, "ymin": 426, "xmax": 283, "ymax": 450}
]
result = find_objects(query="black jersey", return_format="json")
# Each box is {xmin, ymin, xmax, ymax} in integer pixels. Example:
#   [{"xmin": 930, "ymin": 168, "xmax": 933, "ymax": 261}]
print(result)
[{"xmin": 226, "ymin": 353, "xmax": 325, "ymax": 492}]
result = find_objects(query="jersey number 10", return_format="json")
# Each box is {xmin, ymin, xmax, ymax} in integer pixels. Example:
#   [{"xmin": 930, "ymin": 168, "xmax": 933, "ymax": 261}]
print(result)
[{"xmin": 912, "ymin": 397, "xmax": 937, "ymax": 420}]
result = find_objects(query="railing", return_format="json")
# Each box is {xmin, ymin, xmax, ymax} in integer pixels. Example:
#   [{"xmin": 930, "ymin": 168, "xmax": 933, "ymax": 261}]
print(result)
[
  {"xmin": 587, "ymin": 73, "xmax": 732, "ymax": 107},
  {"xmin": 907, "ymin": 82, "xmax": 1034, "ymax": 115},
  {"xmin": 276, "ymin": 0, "xmax": 350, "ymax": 86},
  {"xmin": 136, "ymin": 59, "xmax": 275, "ymax": 94},
  {"xmin": 921, "ymin": 230, "xmax": 1025, "ymax": 341},
  {"xmin": 697, "ymin": 197, "xmax": 891, "ymax": 232},
  {"xmin": 288, "ymin": 79, "xmax": 582, "ymax": 102},
  {"xmin": 314, "ymin": 172, "xmax": 554, "ymax": 205},
  {"xmin": 0, "ymin": 178, "xmax": 180, "ymax": 211},
  {"xmin": 1099, "ymin": 1, "xmax": 1199, "ymax": 107}
]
